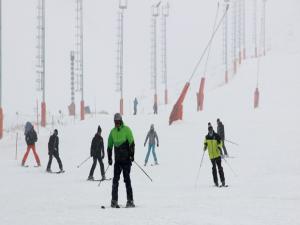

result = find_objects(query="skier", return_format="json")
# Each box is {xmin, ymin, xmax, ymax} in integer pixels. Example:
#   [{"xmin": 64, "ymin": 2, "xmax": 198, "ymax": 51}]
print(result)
[
  {"xmin": 133, "ymin": 97, "xmax": 138, "ymax": 115},
  {"xmin": 203, "ymin": 123, "xmax": 226, "ymax": 187},
  {"xmin": 153, "ymin": 102, "xmax": 158, "ymax": 114},
  {"xmin": 217, "ymin": 118, "xmax": 228, "ymax": 157},
  {"xmin": 144, "ymin": 124, "xmax": 159, "ymax": 166},
  {"xmin": 88, "ymin": 126, "xmax": 106, "ymax": 181},
  {"xmin": 107, "ymin": 113, "xmax": 135, "ymax": 208},
  {"xmin": 22, "ymin": 122, "xmax": 41, "ymax": 167},
  {"xmin": 46, "ymin": 129, "xmax": 64, "ymax": 173}
]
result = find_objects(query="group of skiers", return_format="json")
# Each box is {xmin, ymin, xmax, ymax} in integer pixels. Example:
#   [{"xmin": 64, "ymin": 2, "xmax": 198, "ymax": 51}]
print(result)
[
  {"xmin": 21, "ymin": 114, "xmax": 229, "ymax": 207},
  {"xmin": 132, "ymin": 97, "xmax": 158, "ymax": 115}
]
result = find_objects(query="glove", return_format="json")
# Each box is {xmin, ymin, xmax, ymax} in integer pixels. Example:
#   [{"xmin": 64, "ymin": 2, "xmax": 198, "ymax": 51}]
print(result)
[
  {"xmin": 203, "ymin": 147, "xmax": 206, "ymax": 151},
  {"xmin": 130, "ymin": 156, "xmax": 134, "ymax": 162},
  {"xmin": 101, "ymin": 155, "xmax": 105, "ymax": 160},
  {"xmin": 108, "ymin": 158, "xmax": 112, "ymax": 165},
  {"xmin": 144, "ymin": 143, "xmax": 146, "ymax": 147},
  {"xmin": 157, "ymin": 144, "xmax": 159, "ymax": 147}
]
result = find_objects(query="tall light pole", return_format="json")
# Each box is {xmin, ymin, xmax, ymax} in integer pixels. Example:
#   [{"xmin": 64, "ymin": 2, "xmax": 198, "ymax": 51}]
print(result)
[
  {"xmin": 161, "ymin": 2, "xmax": 169, "ymax": 105},
  {"xmin": 253, "ymin": 0, "xmax": 257, "ymax": 57},
  {"xmin": 36, "ymin": 0, "xmax": 46, "ymax": 127},
  {"xmin": 151, "ymin": 2, "xmax": 161, "ymax": 112},
  {"xmin": 223, "ymin": 0, "xmax": 229, "ymax": 83},
  {"xmin": 261, "ymin": 0, "xmax": 266, "ymax": 56},
  {"xmin": 69, "ymin": 51, "xmax": 75, "ymax": 116},
  {"xmin": 0, "ymin": 0, "xmax": 3, "ymax": 139},
  {"xmin": 242, "ymin": 0, "xmax": 246, "ymax": 59},
  {"xmin": 116, "ymin": 0, "xmax": 127, "ymax": 115},
  {"xmin": 75, "ymin": 0, "xmax": 84, "ymax": 120},
  {"xmin": 231, "ymin": 0, "xmax": 237, "ymax": 74}
]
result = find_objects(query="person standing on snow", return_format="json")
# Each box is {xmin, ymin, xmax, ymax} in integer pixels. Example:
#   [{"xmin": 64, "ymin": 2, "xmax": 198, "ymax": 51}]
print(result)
[
  {"xmin": 203, "ymin": 123, "xmax": 226, "ymax": 187},
  {"xmin": 88, "ymin": 126, "xmax": 106, "ymax": 181},
  {"xmin": 153, "ymin": 102, "xmax": 158, "ymax": 114},
  {"xmin": 133, "ymin": 98, "xmax": 138, "ymax": 115},
  {"xmin": 144, "ymin": 124, "xmax": 159, "ymax": 166},
  {"xmin": 46, "ymin": 129, "xmax": 64, "ymax": 173},
  {"xmin": 107, "ymin": 113, "xmax": 135, "ymax": 208},
  {"xmin": 22, "ymin": 122, "xmax": 41, "ymax": 167},
  {"xmin": 217, "ymin": 118, "xmax": 228, "ymax": 157}
]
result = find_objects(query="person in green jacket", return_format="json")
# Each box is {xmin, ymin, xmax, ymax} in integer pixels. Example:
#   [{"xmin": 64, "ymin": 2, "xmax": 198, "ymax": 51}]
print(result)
[
  {"xmin": 203, "ymin": 123, "xmax": 226, "ymax": 187},
  {"xmin": 107, "ymin": 113, "xmax": 135, "ymax": 208}
]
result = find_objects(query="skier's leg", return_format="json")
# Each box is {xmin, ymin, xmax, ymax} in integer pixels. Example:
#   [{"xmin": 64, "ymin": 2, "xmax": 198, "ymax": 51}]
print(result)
[
  {"xmin": 88, "ymin": 157, "xmax": 97, "ymax": 178},
  {"xmin": 31, "ymin": 145, "xmax": 41, "ymax": 166},
  {"xmin": 144, "ymin": 145, "xmax": 151, "ymax": 164},
  {"xmin": 112, "ymin": 162, "xmax": 122, "ymax": 202},
  {"xmin": 211, "ymin": 158, "xmax": 218, "ymax": 186},
  {"xmin": 46, "ymin": 155, "xmax": 53, "ymax": 171},
  {"xmin": 216, "ymin": 157, "xmax": 225, "ymax": 184},
  {"xmin": 152, "ymin": 145, "xmax": 158, "ymax": 163},
  {"xmin": 98, "ymin": 157, "xmax": 105, "ymax": 179},
  {"xmin": 122, "ymin": 162, "xmax": 133, "ymax": 201},
  {"xmin": 21, "ymin": 145, "xmax": 31, "ymax": 166},
  {"xmin": 54, "ymin": 152, "xmax": 63, "ymax": 170}
]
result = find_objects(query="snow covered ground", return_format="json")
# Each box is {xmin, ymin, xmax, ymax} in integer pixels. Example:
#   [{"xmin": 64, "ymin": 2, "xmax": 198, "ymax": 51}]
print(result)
[{"xmin": 1, "ymin": 48, "xmax": 300, "ymax": 225}]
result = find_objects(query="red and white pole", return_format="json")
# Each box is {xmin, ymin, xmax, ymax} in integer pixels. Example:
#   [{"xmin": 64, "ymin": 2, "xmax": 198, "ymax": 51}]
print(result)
[
  {"xmin": 80, "ymin": 100, "xmax": 85, "ymax": 120},
  {"xmin": 0, "ymin": 107, "xmax": 3, "ymax": 139}
]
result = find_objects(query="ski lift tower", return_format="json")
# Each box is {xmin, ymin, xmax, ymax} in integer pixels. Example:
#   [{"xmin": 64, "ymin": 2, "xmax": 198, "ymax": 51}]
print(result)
[
  {"xmin": 69, "ymin": 51, "xmax": 76, "ymax": 116},
  {"xmin": 0, "ymin": 0, "xmax": 3, "ymax": 139},
  {"xmin": 36, "ymin": 0, "xmax": 46, "ymax": 127},
  {"xmin": 161, "ymin": 2, "xmax": 169, "ymax": 104},
  {"xmin": 75, "ymin": 0, "xmax": 85, "ymax": 120},
  {"xmin": 223, "ymin": 0, "xmax": 229, "ymax": 83},
  {"xmin": 116, "ymin": 0, "xmax": 127, "ymax": 115},
  {"xmin": 253, "ymin": 0, "xmax": 257, "ymax": 57},
  {"xmin": 261, "ymin": 0, "xmax": 267, "ymax": 56},
  {"xmin": 151, "ymin": 2, "xmax": 161, "ymax": 110}
]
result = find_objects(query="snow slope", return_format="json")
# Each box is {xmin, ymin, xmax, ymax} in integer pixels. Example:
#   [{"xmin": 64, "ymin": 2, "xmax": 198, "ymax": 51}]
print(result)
[{"xmin": 1, "ymin": 48, "xmax": 300, "ymax": 225}]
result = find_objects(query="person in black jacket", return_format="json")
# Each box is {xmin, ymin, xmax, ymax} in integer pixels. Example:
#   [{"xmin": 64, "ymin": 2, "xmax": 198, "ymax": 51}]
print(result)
[
  {"xmin": 46, "ymin": 129, "xmax": 64, "ymax": 172},
  {"xmin": 88, "ymin": 126, "xmax": 105, "ymax": 180},
  {"xmin": 217, "ymin": 118, "xmax": 228, "ymax": 157}
]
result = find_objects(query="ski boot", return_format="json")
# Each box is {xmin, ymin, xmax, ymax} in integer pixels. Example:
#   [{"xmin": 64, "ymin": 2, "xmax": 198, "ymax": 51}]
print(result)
[
  {"xmin": 87, "ymin": 175, "xmax": 94, "ymax": 181},
  {"xmin": 111, "ymin": 200, "xmax": 120, "ymax": 208},
  {"xmin": 46, "ymin": 168, "xmax": 52, "ymax": 173},
  {"xmin": 214, "ymin": 182, "xmax": 219, "ymax": 187},
  {"xmin": 126, "ymin": 200, "xmax": 135, "ymax": 208}
]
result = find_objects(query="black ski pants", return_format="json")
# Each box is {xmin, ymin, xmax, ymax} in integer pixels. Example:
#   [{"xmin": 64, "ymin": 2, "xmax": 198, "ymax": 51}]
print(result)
[
  {"xmin": 211, "ymin": 156, "xmax": 225, "ymax": 185},
  {"xmin": 47, "ymin": 151, "xmax": 63, "ymax": 170},
  {"xmin": 112, "ymin": 161, "xmax": 133, "ymax": 202},
  {"xmin": 89, "ymin": 156, "xmax": 105, "ymax": 178}
]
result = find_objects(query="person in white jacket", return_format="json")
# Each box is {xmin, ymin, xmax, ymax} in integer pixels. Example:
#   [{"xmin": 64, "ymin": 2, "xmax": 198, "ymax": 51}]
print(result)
[{"xmin": 144, "ymin": 124, "xmax": 159, "ymax": 166}]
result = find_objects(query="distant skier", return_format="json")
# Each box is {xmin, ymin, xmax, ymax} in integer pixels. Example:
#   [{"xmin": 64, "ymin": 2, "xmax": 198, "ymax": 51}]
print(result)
[
  {"xmin": 153, "ymin": 102, "xmax": 158, "ymax": 114},
  {"xmin": 22, "ymin": 122, "xmax": 40, "ymax": 167},
  {"xmin": 88, "ymin": 126, "xmax": 105, "ymax": 181},
  {"xmin": 144, "ymin": 124, "xmax": 159, "ymax": 166},
  {"xmin": 203, "ymin": 123, "xmax": 226, "ymax": 187},
  {"xmin": 217, "ymin": 118, "xmax": 228, "ymax": 157},
  {"xmin": 133, "ymin": 98, "xmax": 138, "ymax": 115},
  {"xmin": 107, "ymin": 113, "xmax": 135, "ymax": 208},
  {"xmin": 46, "ymin": 129, "xmax": 64, "ymax": 173}
]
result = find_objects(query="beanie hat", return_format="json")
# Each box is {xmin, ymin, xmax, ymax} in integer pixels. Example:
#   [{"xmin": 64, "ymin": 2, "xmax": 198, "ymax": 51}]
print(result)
[
  {"xmin": 97, "ymin": 125, "xmax": 102, "ymax": 133},
  {"xmin": 114, "ymin": 113, "xmax": 122, "ymax": 121}
]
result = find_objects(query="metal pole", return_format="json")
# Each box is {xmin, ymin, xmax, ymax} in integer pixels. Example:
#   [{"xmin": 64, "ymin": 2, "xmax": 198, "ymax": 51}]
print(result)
[
  {"xmin": 133, "ymin": 161, "xmax": 153, "ymax": 182},
  {"xmin": 0, "ymin": 0, "xmax": 3, "ymax": 139},
  {"xmin": 161, "ymin": 3, "xmax": 169, "ymax": 105},
  {"xmin": 253, "ymin": 0, "xmax": 257, "ymax": 57}
]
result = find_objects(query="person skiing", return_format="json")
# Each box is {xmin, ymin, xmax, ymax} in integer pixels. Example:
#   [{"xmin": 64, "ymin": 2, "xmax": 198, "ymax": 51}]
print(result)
[
  {"xmin": 144, "ymin": 124, "xmax": 159, "ymax": 166},
  {"xmin": 203, "ymin": 123, "xmax": 226, "ymax": 187},
  {"xmin": 88, "ymin": 125, "xmax": 106, "ymax": 181},
  {"xmin": 107, "ymin": 113, "xmax": 135, "ymax": 208},
  {"xmin": 217, "ymin": 118, "xmax": 228, "ymax": 157},
  {"xmin": 133, "ymin": 98, "xmax": 138, "ymax": 115},
  {"xmin": 153, "ymin": 102, "xmax": 158, "ymax": 114},
  {"xmin": 22, "ymin": 122, "xmax": 40, "ymax": 167},
  {"xmin": 46, "ymin": 129, "xmax": 64, "ymax": 173}
]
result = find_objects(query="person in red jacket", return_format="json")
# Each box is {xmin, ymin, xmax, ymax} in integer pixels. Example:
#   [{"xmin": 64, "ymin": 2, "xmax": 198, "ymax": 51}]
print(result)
[{"xmin": 22, "ymin": 122, "xmax": 40, "ymax": 167}]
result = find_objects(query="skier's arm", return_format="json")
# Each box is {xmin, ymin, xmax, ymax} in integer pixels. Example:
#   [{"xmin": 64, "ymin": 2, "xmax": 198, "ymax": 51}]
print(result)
[
  {"xmin": 155, "ymin": 132, "xmax": 159, "ymax": 146},
  {"xmin": 203, "ymin": 138, "xmax": 208, "ymax": 151},
  {"xmin": 56, "ymin": 137, "xmax": 59, "ymax": 151},
  {"xmin": 107, "ymin": 132, "xmax": 114, "ymax": 163},
  {"xmin": 101, "ymin": 138, "xmax": 105, "ymax": 159}
]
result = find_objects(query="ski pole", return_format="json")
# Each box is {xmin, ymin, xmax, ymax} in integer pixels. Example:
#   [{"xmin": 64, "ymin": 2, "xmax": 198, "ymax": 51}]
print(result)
[
  {"xmin": 225, "ymin": 139, "xmax": 239, "ymax": 146},
  {"xmin": 133, "ymin": 161, "xmax": 153, "ymax": 182},
  {"xmin": 222, "ymin": 157, "xmax": 238, "ymax": 177},
  {"xmin": 195, "ymin": 150, "xmax": 205, "ymax": 187},
  {"xmin": 98, "ymin": 165, "xmax": 110, "ymax": 187},
  {"xmin": 76, "ymin": 156, "xmax": 91, "ymax": 168}
]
